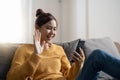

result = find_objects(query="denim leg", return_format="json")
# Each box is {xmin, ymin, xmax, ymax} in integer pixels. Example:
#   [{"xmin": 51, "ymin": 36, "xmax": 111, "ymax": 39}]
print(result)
[
  {"xmin": 76, "ymin": 49, "xmax": 120, "ymax": 80},
  {"xmin": 101, "ymin": 50, "xmax": 120, "ymax": 79}
]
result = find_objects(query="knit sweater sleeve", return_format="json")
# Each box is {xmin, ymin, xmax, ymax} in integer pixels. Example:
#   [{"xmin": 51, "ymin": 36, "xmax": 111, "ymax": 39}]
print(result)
[
  {"xmin": 60, "ymin": 47, "xmax": 83, "ymax": 80},
  {"xmin": 6, "ymin": 45, "xmax": 41, "ymax": 80},
  {"xmin": 67, "ymin": 62, "xmax": 84, "ymax": 80}
]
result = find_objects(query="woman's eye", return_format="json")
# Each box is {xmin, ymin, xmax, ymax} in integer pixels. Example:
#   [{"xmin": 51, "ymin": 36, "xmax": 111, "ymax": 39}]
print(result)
[
  {"xmin": 46, "ymin": 26, "xmax": 57, "ymax": 31},
  {"xmin": 53, "ymin": 28, "xmax": 57, "ymax": 31},
  {"xmin": 46, "ymin": 27, "xmax": 52, "ymax": 30}
]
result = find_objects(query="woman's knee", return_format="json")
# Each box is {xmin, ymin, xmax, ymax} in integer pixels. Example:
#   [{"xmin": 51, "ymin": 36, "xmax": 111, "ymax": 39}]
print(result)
[{"xmin": 90, "ymin": 49, "xmax": 106, "ymax": 59}]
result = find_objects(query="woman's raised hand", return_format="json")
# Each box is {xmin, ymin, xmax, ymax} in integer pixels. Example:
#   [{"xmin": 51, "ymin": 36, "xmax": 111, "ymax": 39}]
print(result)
[{"xmin": 33, "ymin": 29, "xmax": 45, "ymax": 54}]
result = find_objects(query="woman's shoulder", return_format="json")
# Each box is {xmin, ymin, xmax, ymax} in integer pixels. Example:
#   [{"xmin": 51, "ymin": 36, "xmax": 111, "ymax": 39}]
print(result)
[
  {"xmin": 21, "ymin": 44, "xmax": 33, "ymax": 47},
  {"xmin": 17, "ymin": 44, "xmax": 34, "ymax": 51},
  {"xmin": 52, "ymin": 43, "xmax": 65, "ymax": 54},
  {"xmin": 52, "ymin": 43, "xmax": 63, "ymax": 49},
  {"xmin": 15, "ymin": 44, "xmax": 34, "ymax": 57}
]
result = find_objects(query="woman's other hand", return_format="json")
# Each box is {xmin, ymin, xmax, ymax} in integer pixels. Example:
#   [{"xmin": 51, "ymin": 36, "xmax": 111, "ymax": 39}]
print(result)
[
  {"xmin": 71, "ymin": 47, "xmax": 85, "ymax": 66},
  {"xmin": 33, "ymin": 29, "xmax": 45, "ymax": 54}
]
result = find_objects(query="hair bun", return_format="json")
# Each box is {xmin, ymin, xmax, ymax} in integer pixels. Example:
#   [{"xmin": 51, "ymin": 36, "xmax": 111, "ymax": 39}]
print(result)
[{"xmin": 36, "ymin": 9, "xmax": 45, "ymax": 17}]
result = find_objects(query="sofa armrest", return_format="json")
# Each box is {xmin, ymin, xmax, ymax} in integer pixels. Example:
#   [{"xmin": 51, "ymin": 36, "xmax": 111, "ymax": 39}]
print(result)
[{"xmin": 114, "ymin": 42, "xmax": 120, "ymax": 53}]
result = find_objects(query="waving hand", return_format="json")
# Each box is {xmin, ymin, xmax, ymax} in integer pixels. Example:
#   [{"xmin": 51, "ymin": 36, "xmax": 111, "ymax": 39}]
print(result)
[{"xmin": 33, "ymin": 29, "xmax": 45, "ymax": 54}]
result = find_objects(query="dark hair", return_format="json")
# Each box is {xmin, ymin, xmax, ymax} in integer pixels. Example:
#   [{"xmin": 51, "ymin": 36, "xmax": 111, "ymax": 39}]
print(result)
[{"xmin": 35, "ymin": 9, "xmax": 57, "ymax": 28}]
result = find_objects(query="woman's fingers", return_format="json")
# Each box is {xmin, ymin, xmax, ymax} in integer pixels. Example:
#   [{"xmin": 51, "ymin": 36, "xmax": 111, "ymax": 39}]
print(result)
[
  {"xmin": 33, "ymin": 29, "xmax": 44, "ymax": 54},
  {"xmin": 79, "ymin": 47, "xmax": 85, "ymax": 60},
  {"xmin": 71, "ymin": 52, "xmax": 80, "ymax": 62},
  {"xmin": 73, "ymin": 51, "xmax": 81, "ymax": 59},
  {"xmin": 71, "ymin": 48, "xmax": 85, "ymax": 63},
  {"xmin": 35, "ymin": 29, "xmax": 41, "ymax": 42}
]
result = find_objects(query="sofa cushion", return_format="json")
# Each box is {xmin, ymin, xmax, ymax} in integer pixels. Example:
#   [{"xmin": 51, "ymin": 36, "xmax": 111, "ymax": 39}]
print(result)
[
  {"xmin": 84, "ymin": 37, "xmax": 120, "ymax": 80},
  {"xmin": 0, "ymin": 44, "xmax": 19, "ymax": 80}
]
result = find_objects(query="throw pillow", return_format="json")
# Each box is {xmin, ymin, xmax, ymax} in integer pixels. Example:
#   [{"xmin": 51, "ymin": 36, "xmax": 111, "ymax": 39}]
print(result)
[
  {"xmin": 84, "ymin": 37, "xmax": 120, "ymax": 59},
  {"xmin": 55, "ymin": 39, "xmax": 80, "ymax": 62}
]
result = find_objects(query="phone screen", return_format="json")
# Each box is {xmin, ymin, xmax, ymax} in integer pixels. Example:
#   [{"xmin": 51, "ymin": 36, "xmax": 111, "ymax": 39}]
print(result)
[
  {"xmin": 76, "ymin": 47, "xmax": 80, "ymax": 54},
  {"xmin": 71, "ymin": 47, "xmax": 81, "ymax": 63},
  {"xmin": 70, "ymin": 40, "xmax": 85, "ymax": 63}
]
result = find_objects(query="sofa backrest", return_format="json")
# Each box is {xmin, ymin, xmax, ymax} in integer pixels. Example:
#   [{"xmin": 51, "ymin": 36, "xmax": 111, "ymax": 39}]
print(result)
[
  {"xmin": 0, "ymin": 39, "xmax": 120, "ymax": 80},
  {"xmin": 0, "ymin": 44, "xmax": 20, "ymax": 80}
]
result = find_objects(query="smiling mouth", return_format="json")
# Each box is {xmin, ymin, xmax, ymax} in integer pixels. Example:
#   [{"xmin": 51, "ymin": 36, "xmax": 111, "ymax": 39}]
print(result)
[{"xmin": 47, "ymin": 35, "xmax": 53, "ymax": 40}]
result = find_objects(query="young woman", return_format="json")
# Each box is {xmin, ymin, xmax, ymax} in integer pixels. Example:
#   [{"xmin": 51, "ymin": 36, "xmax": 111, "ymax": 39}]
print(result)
[
  {"xmin": 6, "ymin": 9, "xmax": 85, "ymax": 80},
  {"xmin": 7, "ymin": 9, "xmax": 120, "ymax": 80}
]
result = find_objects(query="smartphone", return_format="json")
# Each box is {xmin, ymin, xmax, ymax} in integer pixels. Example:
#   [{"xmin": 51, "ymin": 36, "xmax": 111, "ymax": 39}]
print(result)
[
  {"xmin": 75, "ymin": 46, "xmax": 81, "ymax": 54},
  {"xmin": 71, "ymin": 46, "xmax": 81, "ymax": 63}
]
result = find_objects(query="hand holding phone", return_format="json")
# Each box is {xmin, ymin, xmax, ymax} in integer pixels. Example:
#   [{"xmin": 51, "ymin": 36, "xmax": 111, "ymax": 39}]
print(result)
[{"xmin": 71, "ymin": 47, "xmax": 85, "ymax": 63}]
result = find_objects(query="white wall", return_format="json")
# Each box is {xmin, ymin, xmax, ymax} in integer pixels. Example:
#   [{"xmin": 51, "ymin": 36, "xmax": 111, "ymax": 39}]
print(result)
[
  {"xmin": 0, "ymin": 0, "xmax": 120, "ymax": 43},
  {"xmin": 88, "ymin": 0, "xmax": 120, "ymax": 42},
  {"xmin": 60, "ymin": 0, "xmax": 87, "ymax": 42},
  {"xmin": 0, "ymin": 0, "xmax": 26, "ymax": 43},
  {"xmin": 61, "ymin": 0, "xmax": 120, "ymax": 43}
]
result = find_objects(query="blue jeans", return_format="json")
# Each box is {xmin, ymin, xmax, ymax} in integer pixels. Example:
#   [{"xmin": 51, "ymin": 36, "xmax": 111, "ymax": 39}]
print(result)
[{"xmin": 76, "ymin": 49, "xmax": 120, "ymax": 80}]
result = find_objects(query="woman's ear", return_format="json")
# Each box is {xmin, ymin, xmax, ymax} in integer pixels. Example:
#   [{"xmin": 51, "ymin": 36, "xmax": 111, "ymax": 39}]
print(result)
[{"xmin": 35, "ymin": 24, "xmax": 39, "ymax": 29}]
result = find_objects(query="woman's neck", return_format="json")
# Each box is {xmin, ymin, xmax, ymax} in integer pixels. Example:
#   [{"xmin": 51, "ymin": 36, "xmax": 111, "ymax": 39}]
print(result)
[{"xmin": 44, "ymin": 42, "xmax": 51, "ymax": 50}]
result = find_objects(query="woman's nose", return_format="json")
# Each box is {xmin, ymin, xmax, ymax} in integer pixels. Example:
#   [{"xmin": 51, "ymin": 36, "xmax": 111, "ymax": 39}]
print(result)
[{"xmin": 50, "ymin": 29, "xmax": 54, "ymax": 34}]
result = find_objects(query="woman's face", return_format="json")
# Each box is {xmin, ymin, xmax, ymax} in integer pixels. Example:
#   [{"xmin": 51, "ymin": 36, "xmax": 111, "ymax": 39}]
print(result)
[{"xmin": 38, "ymin": 20, "xmax": 57, "ymax": 43}]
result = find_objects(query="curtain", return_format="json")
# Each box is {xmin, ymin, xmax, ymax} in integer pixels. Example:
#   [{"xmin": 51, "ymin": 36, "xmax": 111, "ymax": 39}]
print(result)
[{"xmin": 0, "ymin": 0, "xmax": 33, "ymax": 43}]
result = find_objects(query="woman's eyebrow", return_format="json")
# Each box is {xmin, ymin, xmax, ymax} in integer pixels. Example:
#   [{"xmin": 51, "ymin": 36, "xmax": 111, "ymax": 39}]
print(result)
[{"xmin": 46, "ymin": 24, "xmax": 56, "ymax": 28}]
